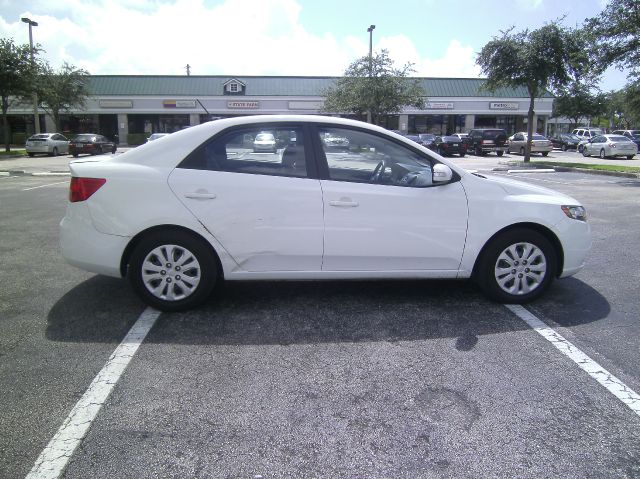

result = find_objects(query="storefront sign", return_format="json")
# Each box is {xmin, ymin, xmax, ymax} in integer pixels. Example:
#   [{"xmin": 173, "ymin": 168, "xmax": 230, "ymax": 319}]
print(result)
[
  {"xmin": 99, "ymin": 100, "xmax": 133, "ymax": 108},
  {"xmin": 426, "ymin": 102, "xmax": 454, "ymax": 109},
  {"xmin": 490, "ymin": 102, "xmax": 519, "ymax": 110},
  {"xmin": 163, "ymin": 100, "xmax": 196, "ymax": 108},
  {"xmin": 227, "ymin": 101, "xmax": 260, "ymax": 109},
  {"xmin": 288, "ymin": 101, "xmax": 323, "ymax": 110}
]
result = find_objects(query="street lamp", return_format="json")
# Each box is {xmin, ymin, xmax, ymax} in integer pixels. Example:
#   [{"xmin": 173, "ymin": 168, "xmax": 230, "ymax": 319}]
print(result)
[
  {"xmin": 366, "ymin": 25, "xmax": 375, "ymax": 124},
  {"xmin": 21, "ymin": 17, "xmax": 40, "ymax": 134}
]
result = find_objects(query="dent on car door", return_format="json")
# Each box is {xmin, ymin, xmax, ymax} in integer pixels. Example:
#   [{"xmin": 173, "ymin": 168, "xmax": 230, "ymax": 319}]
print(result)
[
  {"xmin": 315, "ymin": 126, "xmax": 468, "ymax": 272},
  {"xmin": 168, "ymin": 124, "xmax": 324, "ymax": 272}
]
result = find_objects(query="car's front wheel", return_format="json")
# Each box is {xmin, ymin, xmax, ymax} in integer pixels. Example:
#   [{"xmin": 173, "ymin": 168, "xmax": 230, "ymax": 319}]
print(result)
[
  {"xmin": 599, "ymin": 149, "xmax": 606, "ymax": 159},
  {"xmin": 475, "ymin": 228, "xmax": 556, "ymax": 303},
  {"xmin": 496, "ymin": 150, "xmax": 504, "ymax": 157},
  {"xmin": 129, "ymin": 230, "xmax": 218, "ymax": 311}
]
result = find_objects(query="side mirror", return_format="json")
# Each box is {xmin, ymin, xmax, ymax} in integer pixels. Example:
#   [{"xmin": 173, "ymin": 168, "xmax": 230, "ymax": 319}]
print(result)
[{"xmin": 433, "ymin": 164, "xmax": 453, "ymax": 183}]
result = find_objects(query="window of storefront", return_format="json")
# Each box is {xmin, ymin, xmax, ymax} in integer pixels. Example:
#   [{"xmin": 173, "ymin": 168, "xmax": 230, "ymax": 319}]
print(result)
[
  {"xmin": 128, "ymin": 114, "xmax": 190, "ymax": 134},
  {"xmin": 408, "ymin": 115, "xmax": 466, "ymax": 135}
]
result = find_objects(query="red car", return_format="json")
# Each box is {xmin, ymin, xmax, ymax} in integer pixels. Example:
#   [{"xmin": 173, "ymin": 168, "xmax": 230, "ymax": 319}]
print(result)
[{"xmin": 69, "ymin": 134, "xmax": 117, "ymax": 157}]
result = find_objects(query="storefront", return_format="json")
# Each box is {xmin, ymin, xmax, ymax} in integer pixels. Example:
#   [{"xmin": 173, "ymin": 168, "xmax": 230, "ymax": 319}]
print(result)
[{"xmin": 5, "ymin": 76, "xmax": 554, "ymax": 145}]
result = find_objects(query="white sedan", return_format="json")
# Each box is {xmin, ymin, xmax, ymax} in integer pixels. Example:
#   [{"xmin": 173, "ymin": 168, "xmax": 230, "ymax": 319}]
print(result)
[
  {"xmin": 25, "ymin": 133, "xmax": 69, "ymax": 157},
  {"xmin": 60, "ymin": 115, "xmax": 591, "ymax": 311},
  {"xmin": 582, "ymin": 134, "xmax": 637, "ymax": 160}
]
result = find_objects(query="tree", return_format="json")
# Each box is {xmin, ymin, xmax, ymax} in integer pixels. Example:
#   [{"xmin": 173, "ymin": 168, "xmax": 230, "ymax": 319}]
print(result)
[
  {"xmin": 0, "ymin": 38, "xmax": 39, "ymax": 152},
  {"xmin": 585, "ymin": 0, "xmax": 640, "ymax": 77},
  {"xmin": 322, "ymin": 49, "xmax": 426, "ymax": 125},
  {"xmin": 477, "ymin": 23, "xmax": 590, "ymax": 162},
  {"xmin": 553, "ymin": 84, "xmax": 606, "ymax": 128},
  {"xmin": 37, "ymin": 63, "xmax": 90, "ymax": 132}
]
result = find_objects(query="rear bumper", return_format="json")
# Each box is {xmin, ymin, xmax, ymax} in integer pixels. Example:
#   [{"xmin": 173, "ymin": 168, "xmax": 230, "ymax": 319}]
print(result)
[
  {"xmin": 60, "ymin": 203, "xmax": 129, "ymax": 278},
  {"xmin": 25, "ymin": 145, "xmax": 51, "ymax": 153}
]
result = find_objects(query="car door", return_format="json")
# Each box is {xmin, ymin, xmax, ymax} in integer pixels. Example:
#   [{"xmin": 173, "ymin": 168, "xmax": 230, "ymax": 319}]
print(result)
[
  {"xmin": 168, "ymin": 123, "xmax": 324, "ymax": 272},
  {"xmin": 588, "ymin": 135, "xmax": 606, "ymax": 155},
  {"xmin": 314, "ymin": 125, "xmax": 468, "ymax": 272}
]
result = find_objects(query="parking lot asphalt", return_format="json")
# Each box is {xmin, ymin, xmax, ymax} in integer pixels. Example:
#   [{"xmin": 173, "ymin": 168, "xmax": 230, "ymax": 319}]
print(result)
[{"xmin": 1, "ymin": 163, "xmax": 639, "ymax": 478}]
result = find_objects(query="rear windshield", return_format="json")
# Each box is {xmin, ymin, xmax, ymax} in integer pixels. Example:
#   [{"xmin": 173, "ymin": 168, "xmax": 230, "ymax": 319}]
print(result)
[
  {"xmin": 532, "ymin": 134, "xmax": 546, "ymax": 140},
  {"xmin": 30, "ymin": 134, "xmax": 51, "ymax": 140},
  {"xmin": 72, "ymin": 134, "xmax": 96, "ymax": 141},
  {"xmin": 483, "ymin": 130, "xmax": 505, "ymax": 138},
  {"xmin": 609, "ymin": 135, "xmax": 630, "ymax": 142}
]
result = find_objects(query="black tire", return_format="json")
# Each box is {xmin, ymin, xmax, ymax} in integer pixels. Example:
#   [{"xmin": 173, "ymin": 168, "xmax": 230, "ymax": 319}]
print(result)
[
  {"xmin": 627, "ymin": 155, "xmax": 634, "ymax": 160},
  {"xmin": 112, "ymin": 145, "xmax": 117, "ymax": 154},
  {"xmin": 519, "ymin": 147, "xmax": 525, "ymax": 156},
  {"xmin": 72, "ymin": 153, "xmax": 79, "ymax": 158},
  {"xmin": 129, "ymin": 230, "xmax": 219, "ymax": 312},
  {"xmin": 459, "ymin": 152, "xmax": 466, "ymax": 158},
  {"xmin": 561, "ymin": 144, "xmax": 567, "ymax": 151},
  {"xmin": 599, "ymin": 149, "xmax": 606, "ymax": 159},
  {"xmin": 475, "ymin": 228, "xmax": 557, "ymax": 303},
  {"xmin": 28, "ymin": 152, "xmax": 35, "ymax": 157},
  {"xmin": 52, "ymin": 147, "xmax": 58, "ymax": 157},
  {"xmin": 475, "ymin": 146, "xmax": 483, "ymax": 156},
  {"xmin": 541, "ymin": 151, "xmax": 549, "ymax": 157},
  {"xmin": 96, "ymin": 146, "xmax": 103, "ymax": 155},
  {"xmin": 582, "ymin": 148, "xmax": 589, "ymax": 157},
  {"xmin": 496, "ymin": 150, "xmax": 504, "ymax": 157},
  {"xmin": 578, "ymin": 145, "xmax": 583, "ymax": 153}
]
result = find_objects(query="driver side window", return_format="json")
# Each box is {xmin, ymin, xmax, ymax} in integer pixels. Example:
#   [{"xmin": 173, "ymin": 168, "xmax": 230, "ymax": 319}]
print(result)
[{"xmin": 318, "ymin": 127, "xmax": 434, "ymax": 187}]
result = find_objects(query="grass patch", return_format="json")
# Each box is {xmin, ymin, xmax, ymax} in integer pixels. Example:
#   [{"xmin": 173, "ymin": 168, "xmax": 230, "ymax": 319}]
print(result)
[
  {"xmin": 532, "ymin": 161, "xmax": 640, "ymax": 174},
  {"xmin": 0, "ymin": 149, "xmax": 26, "ymax": 156}
]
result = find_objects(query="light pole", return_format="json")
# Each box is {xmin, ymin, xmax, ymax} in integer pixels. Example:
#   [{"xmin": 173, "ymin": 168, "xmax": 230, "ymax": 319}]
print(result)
[
  {"xmin": 21, "ymin": 17, "xmax": 40, "ymax": 134},
  {"xmin": 366, "ymin": 25, "xmax": 375, "ymax": 124}
]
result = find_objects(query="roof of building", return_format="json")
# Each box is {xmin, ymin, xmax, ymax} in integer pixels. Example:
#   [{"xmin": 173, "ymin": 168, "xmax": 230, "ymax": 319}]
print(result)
[{"xmin": 87, "ymin": 75, "xmax": 553, "ymax": 98}]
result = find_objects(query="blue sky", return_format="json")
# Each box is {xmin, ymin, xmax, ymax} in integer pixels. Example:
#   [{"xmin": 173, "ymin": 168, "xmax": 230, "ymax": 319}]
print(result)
[{"xmin": 0, "ymin": 0, "xmax": 628, "ymax": 91}]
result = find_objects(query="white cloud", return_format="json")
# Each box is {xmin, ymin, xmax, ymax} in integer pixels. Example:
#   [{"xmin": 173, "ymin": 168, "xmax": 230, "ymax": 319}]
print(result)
[
  {"xmin": 516, "ymin": 0, "xmax": 543, "ymax": 10},
  {"xmin": 2, "ymin": 0, "xmax": 482, "ymax": 80}
]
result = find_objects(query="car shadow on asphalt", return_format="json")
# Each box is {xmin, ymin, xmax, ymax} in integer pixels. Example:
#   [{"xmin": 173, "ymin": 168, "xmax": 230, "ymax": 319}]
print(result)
[{"xmin": 46, "ymin": 275, "xmax": 610, "ymax": 348}]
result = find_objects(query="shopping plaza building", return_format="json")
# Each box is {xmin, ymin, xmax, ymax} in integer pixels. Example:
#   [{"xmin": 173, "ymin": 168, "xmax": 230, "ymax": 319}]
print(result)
[{"xmin": 5, "ymin": 75, "xmax": 555, "ymax": 144}]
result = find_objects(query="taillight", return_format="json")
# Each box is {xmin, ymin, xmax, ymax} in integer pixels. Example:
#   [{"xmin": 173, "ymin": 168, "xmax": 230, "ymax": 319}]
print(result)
[{"xmin": 69, "ymin": 177, "xmax": 106, "ymax": 202}]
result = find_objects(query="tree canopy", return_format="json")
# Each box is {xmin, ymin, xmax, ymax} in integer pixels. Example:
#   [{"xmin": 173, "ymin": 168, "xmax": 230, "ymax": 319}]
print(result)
[
  {"xmin": 585, "ymin": 0, "xmax": 640, "ymax": 77},
  {"xmin": 38, "ymin": 63, "xmax": 90, "ymax": 132},
  {"xmin": 322, "ymin": 50, "xmax": 426, "ymax": 125},
  {"xmin": 477, "ymin": 22, "xmax": 590, "ymax": 162},
  {"xmin": 0, "ymin": 38, "xmax": 39, "ymax": 151}
]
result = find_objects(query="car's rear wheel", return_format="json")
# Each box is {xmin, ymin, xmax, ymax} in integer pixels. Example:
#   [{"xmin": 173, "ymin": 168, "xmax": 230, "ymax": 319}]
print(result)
[
  {"xmin": 475, "ymin": 228, "xmax": 556, "ymax": 303},
  {"xmin": 627, "ymin": 155, "xmax": 634, "ymax": 160},
  {"xmin": 541, "ymin": 151, "xmax": 548, "ymax": 157},
  {"xmin": 475, "ymin": 146, "xmax": 483, "ymax": 156},
  {"xmin": 599, "ymin": 149, "xmax": 606, "ymax": 159},
  {"xmin": 459, "ymin": 152, "xmax": 465, "ymax": 158},
  {"xmin": 561, "ymin": 144, "xmax": 567, "ymax": 151},
  {"xmin": 496, "ymin": 151, "xmax": 504, "ymax": 157},
  {"xmin": 129, "ymin": 230, "xmax": 218, "ymax": 311}
]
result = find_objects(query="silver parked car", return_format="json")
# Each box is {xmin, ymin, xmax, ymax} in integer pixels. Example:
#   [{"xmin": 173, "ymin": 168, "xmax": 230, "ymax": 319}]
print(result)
[
  {"xmin": 582, "ymin": 134, "xmax": 638, "ymax": 160},
  {"xmin": 507, "ymin": 132, "xmax": 553, "ymax": 156},
  {"xmin": 25, "ymin": 133, "xmax": 69, "ymax": 157}
]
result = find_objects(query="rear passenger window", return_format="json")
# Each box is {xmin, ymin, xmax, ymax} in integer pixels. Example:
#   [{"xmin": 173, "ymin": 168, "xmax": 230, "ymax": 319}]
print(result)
[{"xmin": 179, "ymin": 126, "xmax": 307, "ymax": 178}]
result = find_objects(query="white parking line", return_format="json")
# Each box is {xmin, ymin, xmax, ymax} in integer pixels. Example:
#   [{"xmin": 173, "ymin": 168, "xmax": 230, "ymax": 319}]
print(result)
[
  {"xmin": 23, "ymin": 181, "xmax": 69, "ymax": 191},
  {"xmin": 506, "ymin": 304, "xmax": 640, "ymax": 417},
  {"xmin": 26, "ymin": 307, "xmax": 161, "ymax": 479}
]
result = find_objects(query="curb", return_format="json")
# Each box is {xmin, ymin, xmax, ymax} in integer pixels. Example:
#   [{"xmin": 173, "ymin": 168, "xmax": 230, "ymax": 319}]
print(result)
[
  {"xmin": 0, "ymin": 170, "xmax": 70, "ymax": 176},
  {"xmin": 505, "ymin": 162, "xmax": 640, "ymax": 179}
]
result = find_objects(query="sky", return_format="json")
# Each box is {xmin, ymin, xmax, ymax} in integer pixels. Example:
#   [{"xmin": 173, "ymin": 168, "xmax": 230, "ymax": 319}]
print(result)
[{"xmin": 0, "ymin": 0, "xmax": 629, "ymax": 92}]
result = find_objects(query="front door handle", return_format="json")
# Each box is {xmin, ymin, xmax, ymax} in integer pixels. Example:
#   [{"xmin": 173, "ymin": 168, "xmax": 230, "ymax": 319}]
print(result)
[
  {"xmin": 329, "ymin": 199, "xmax": 359, "ymax": 207},
  {"xmin": 184, "ymin": 192, "xmax": 217, "ymax": 200}
]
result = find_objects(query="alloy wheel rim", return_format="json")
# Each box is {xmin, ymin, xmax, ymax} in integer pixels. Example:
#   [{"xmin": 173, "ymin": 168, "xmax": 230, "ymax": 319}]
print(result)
[
  {"xmin": 141, "ymin": 244, "xmax": 201, "ymax": 301},
  {"xmin": 494, "ymin": 242, "xmax": 547, "ymax": 295}
]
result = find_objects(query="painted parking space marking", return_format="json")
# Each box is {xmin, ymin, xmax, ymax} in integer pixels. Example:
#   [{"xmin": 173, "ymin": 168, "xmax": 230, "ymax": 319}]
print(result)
[
  {"xmin": 26, "ymin": 307, "xmax": 161, "ymax": 479},
  {"xmin": 23, "ymin": 181, "xmax": 69, "ymax": 191},
  {"xmin": 507, "ymin": 304, "xmax": 640, "ymax": 417}
]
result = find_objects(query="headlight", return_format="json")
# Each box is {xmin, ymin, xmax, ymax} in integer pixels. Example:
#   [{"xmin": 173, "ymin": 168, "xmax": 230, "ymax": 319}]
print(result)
[{"xmin": 561, "ymin": 205, "xmax": 587, "ymax": 222}]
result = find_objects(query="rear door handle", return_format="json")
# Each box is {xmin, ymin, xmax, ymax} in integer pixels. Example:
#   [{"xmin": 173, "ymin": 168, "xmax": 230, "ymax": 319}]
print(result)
[{"xmin": 184, "ymin": 192, "xmax": 217, "ymax": 200}]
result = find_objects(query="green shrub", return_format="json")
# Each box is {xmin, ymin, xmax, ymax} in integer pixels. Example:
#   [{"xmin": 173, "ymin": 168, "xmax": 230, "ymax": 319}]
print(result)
[
  {"xmin": 12, "ymin": 132, "xmax": 26, "ymax": 146},
  {"xmin": 127, "ymin": 133, "xmax": 149, "ymax": 145}
]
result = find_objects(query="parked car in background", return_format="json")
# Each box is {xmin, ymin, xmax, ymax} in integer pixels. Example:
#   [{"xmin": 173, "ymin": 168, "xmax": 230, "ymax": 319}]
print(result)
[
  {"xmin": 25, "ymin": 133, "xmax": 69, "ymax": 157},
  {"xmin": 572, "ymin": 128, "xmax": 603, "ymax": 144},
  {"xmin": 433, "ymin": 135, "xmax": 467, "ymax": 157},
  {"xmin": 467, "ymin": 129, "xmax": 508, "ymax": 156},
  {"xmin": 582, "ymin": 134, "xmax": 637, "ymax": 159},
  {"xmin": 252, "ymin": 132, "xmax": 277, "ymax": 153},
  {"xmin": 60, "ymin": 115, "xmax": 591, "ymax": 311},
  {"xmin": 550, "ymin": 133, "xmax": 581, "ymax": 151},
  {"xmin": 69, "ymin": 134, "xmax": 117, "ymax": 157},
  {"xmin": 417, "ymin": 133, "xmax": 437, "ymax": 150},
  {"xmin": 147, "ymin": 133, "xmax": 170, "ymax": 142},
  {"xmin": 611, "ymin": 129, "xmax": 640, "ymax": 149},
  {"xmin": 507, "ymin": 132, "xmax": 553, "ymax": 156}
]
